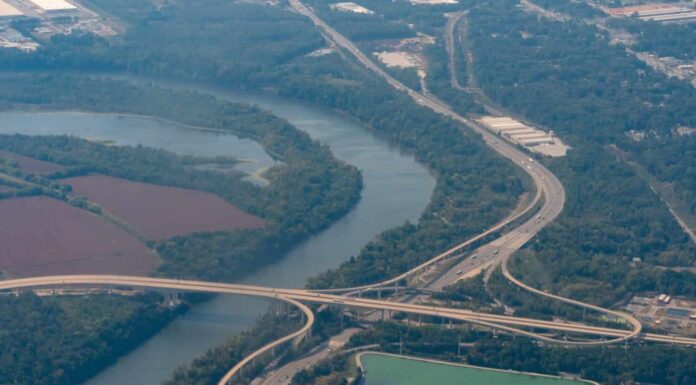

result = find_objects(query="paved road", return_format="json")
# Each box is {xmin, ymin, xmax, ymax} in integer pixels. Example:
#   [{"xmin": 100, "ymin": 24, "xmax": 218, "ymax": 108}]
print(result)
[
  {"xmin": 3, "ymin": 4, "xmax": 690, "ymax": 385},
  {"xmin": 287, "ymin": 0, "xmax": 652, "ymax": 345},
  {"xmin": 1, "ymin": 275, "xmax": 685, "ymax": 345},
  {"xmin": 257, "ymin": 328, "xmax": 361, "ymax": 385},
  {"xmin": 288, "ymin": 0, "xmax": 628, "ymax": 334}
]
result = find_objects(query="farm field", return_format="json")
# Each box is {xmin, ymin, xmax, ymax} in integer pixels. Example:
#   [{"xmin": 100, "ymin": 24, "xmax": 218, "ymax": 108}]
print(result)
[
  {"xmin": 62, "ymin": 174, "xmax": 265, "ymax": 240},
  {"xmin": 0, "ymin": 196, "xmax": 158, "ymax": 278},
  {"xmin": 0, "ymin": 149, "xmax": 64, "ymax": 175}
]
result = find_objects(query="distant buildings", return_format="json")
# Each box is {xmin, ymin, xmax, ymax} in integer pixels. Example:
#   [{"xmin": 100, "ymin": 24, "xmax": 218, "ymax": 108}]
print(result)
[
  {"xmin": 0, "ymin": 1, "xmax": 23, "ymax": 17},
  {"xmin": 477, "ymin": 116, "xmax": 570, "ymax": 157},
  {"xmin": 27, "ymin": 0, "xmax": 77, "ymax": 12},
  {"xmin": 605, "ymin": 3, "xmax": 696, "ymax": 23}
]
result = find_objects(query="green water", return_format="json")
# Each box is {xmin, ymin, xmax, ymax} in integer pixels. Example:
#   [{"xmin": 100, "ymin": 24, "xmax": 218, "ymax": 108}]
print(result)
[{"xmin": 361, "ymin": 354, "xmax": 591, "ymax": 385}]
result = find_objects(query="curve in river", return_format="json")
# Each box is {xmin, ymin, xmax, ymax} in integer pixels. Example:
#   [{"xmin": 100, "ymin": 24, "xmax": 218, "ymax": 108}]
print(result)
[{"xmin": 0, "ymin": 88, "xmax": 436, "ymax": 385}]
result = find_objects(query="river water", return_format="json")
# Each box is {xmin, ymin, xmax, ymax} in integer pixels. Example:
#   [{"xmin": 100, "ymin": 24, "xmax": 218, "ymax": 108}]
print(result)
[{"xmin": 0, "ymin": 89, "xmax": 435, "ymax": 384}]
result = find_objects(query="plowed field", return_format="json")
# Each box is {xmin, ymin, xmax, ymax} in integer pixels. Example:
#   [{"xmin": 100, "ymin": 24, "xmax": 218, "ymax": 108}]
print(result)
[
  {"xmin": 62, "ymin": 174, "xmax": 265, "ymax": 240},
  {"xmin": 0, "ymin": 197, "xmax": 158, "ymax": 278}
]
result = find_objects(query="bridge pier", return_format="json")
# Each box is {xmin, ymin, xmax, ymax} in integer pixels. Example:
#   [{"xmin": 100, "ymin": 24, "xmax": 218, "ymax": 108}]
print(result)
[{"xmin": 164, "ymin": 291, "xmax": 181, "ymax": 307}]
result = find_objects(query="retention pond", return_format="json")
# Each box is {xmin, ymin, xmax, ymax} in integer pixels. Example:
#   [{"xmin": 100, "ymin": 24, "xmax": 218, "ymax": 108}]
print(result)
[{"xmin": 360, "ymin": 353, "xmax": 595, "ymax": 385}]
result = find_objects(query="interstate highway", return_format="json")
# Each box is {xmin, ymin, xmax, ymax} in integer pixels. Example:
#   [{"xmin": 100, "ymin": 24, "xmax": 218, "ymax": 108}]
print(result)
[{"xmin": 2, "ymin": 275, "xmax": 692, "ymax": 346}]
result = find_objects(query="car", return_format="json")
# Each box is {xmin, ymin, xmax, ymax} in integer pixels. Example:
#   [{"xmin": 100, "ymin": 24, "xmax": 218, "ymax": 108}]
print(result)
[
  {"xmin": 456, "ymin": 270, "xmax": 463, "ymax": 275},
  {"xmin": 493, "ymin": 249, "xmax": 499, "ymax": 255}
]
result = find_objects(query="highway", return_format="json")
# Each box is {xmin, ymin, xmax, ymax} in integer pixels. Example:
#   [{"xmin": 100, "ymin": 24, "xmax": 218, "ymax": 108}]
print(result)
[
  {"xmin": 3, "ymin": 3, "xmax": 692, "ymax": 385},
  {"xmin": 1, "ymin": 275, "xmax": 691, "ymax": 347},
  {"xmin": 255, "ymin": 328, "xmax": 361, "ymax": 385},
  {"xmin": 287, "ymin": 0, "xmax": 638, "ymax": 341}
]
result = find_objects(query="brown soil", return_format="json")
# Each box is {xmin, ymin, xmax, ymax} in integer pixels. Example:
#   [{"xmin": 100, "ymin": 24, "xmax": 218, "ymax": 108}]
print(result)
[
  {"xmin": 0, "ymin": 150, "xmax": 64, "ymax": 175},
  {"xmin": 62, "ymin": 174, "xmax": 265, "ymax": 240},
  {"xmin": 0, "ymin": 196, "xmax": 158, "ymax": 278}
]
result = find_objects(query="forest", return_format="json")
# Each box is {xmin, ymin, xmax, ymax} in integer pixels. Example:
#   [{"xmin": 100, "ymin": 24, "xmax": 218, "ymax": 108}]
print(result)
[
  {"xmin": 612, "ymin": 17, "xmax": 696, "ymax": 60},
  {"xmin": 458, "ymin": 1, "xmax": 696, "ymax": 305},
  {"xmin": 1, "ymin": 0, "xmax": 695, "ymax": 383},
  {"xmin": 345, "ymin": 322, "xmax": 696, "ymax": 385},
  {"xmin": 0, "ymin": 292, "xmax": 182, "ymax": 385},
  {"xmin": 0, "ymin": 74, "xmax": 362, "ymax": 282},
  {"xmin": 0, "ymin": 74, "xmax": 362, "ymax": 384}
]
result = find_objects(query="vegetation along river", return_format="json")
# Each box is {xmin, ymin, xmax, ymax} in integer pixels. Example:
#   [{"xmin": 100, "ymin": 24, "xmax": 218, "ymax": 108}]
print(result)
[{"xmin": 0, "ymin": 87, "xmax": 436, "ymax": 385}]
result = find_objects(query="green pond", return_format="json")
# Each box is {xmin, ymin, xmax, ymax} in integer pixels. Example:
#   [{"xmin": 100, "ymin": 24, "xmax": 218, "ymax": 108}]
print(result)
[{"xmin": 360, "ymin": 354, "xmax": 592, "ymax": 385}]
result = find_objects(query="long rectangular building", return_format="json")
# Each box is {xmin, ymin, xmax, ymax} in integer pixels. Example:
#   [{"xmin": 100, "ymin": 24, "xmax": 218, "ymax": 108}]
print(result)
[
  {"xmin": 644, "ymin": 12, "xmax": 696, "ymax": 21},
  {"xmin": 0, "ymin": 0, "xmax": 23, "ymax": 16},
  {"xmin": 27, "ymin": 0, "xmax": 77, "ymax": 11},
  {"xmin": 500, "ymin": 128, "xmax": 537, "ymax": 136},
  {"xmin": 510, "ymin": 133, "xmax": 551, "ymax": 140},
  {"xmin": 518, "ymin": 137, "xmax": 555, "ymax": 145},
  {"xmin": 477, "ymin": 115, "xmax": 570, "ymax": 157}
]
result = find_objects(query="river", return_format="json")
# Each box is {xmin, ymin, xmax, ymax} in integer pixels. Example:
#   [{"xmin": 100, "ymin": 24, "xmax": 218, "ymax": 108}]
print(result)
[{"xmin": 0, "ymin": 88, "xmax": 436, "ymax": 384}]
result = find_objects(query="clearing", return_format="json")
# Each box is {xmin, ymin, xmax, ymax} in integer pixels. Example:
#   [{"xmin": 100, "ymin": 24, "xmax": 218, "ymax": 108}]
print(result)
[
  {"xmin": 0, "ymin": 149, "xmax": 64, "ymax": 175},
  {"xmin": 62, "ymin": 174, "xmax": 265, "ymax": 240},
  {"xmin": 0, "ymin": 196, "xmax": 157, "ymax": 278}
]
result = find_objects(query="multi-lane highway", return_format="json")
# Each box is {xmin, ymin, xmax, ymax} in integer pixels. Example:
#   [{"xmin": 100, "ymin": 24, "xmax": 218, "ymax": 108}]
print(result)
[
  {"xmin": 3, "ymin": 3, "xmax": 693, "ymax": 385},
  {"xmin": 287, "ymin": 0, "xmax": 637, "ymax": 340},
  {"xmin": 0, "ymin": 275, "xmax": 683, "ymax": 346}
]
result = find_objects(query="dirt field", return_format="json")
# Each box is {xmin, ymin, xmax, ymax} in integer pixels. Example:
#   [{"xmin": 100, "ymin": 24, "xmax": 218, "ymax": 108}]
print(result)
[
  {"xmin": 0, "ymin": 150, "xmax": 64, "ymax": 175},
  {"xmin": 62, "ymin": 174, "xmax": 265, "ymax": 240},
  {"xmin": 0, "ymin": 196, "xmax": 158, "ymax": 278}
]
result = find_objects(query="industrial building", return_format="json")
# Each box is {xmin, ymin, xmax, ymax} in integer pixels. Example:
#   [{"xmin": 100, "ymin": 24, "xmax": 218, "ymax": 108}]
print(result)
[
  {"xmin": 605, "ymin": 3, "xmax": 696, "ymax": 22},
  {"xmin": 0, "ymin": 1, "xmax": 23, "ymax": 17},
  {"xmin": 478, "ymin": 116, "xmax": 569, "ymax": 157},
  {"xmin": 27, "ymin": 0, "xmax": 77, "ymax": 12}
]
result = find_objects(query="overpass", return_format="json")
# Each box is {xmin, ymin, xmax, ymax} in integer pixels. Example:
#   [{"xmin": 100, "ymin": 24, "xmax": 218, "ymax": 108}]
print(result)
[
  {"xmin": 4, "ymin": 275, "xmax": 693, "ymax": 348},
  {"xmin": 4, "ymin": 3, "xmax": 692, "ymax": 385}
]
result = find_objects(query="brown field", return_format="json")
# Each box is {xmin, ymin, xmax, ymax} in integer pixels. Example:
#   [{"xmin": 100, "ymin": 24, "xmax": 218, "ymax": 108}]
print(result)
[
  {"xmin": 62, "ymin": 174, "xmax": 265, "ymax": 240},
  {"xmin": 0, "ymin": 150, "xmax": 64, "ymax": 175},
  {"xmin": 0, "ymin": 196, "xmax": 158, "ymax": 278}
]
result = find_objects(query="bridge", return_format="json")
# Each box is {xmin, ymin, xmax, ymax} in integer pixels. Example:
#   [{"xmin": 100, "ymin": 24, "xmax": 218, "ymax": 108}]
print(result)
[
  {"xmin": 4, "ymin": 274, "xmax": 695, "ymax": 385},
  {"xmin": 3, "ymin": 275, "xmax": 695, "ymax": 356},
  {"xmin": 4, "ymin": 2, "xmax": 694, "ymax": 385}
]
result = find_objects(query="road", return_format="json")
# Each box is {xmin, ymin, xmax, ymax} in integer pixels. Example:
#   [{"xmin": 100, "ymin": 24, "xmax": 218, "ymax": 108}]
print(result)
[
  {"xmin": 1, "ymin": 275, "xmax": 688, "ymax": 346},
  {"xmin": 287, "ymin": 0, "xmax": 630, "ymax": 339},
  {"xmin": 4, "ymin": 4, "xmax": 691, "ymax": 385},
  {"xmin": 256, "ymin": 328, "xmax": 361, "ymax": 385},
  {"xmin": 444, "ymin": 11, "xmax": 468, "ymax": 91}
]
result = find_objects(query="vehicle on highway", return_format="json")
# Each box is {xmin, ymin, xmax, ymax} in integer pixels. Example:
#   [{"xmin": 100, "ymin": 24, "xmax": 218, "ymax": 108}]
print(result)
[{"xmin": 456, "ymin": 270, "xmax": 463, "ymax": 275}]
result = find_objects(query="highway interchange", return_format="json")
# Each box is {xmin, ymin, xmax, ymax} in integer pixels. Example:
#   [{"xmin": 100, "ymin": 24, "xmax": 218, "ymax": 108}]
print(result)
[{"xmin": 2, "ymin": 2, "xmax": 696, "ymax": 385}]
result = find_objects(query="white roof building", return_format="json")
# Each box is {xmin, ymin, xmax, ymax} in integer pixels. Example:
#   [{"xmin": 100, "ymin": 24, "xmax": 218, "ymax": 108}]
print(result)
[
  {"xmin": 28, "ymin": 0, "xmax": 77, "ymax": 11},
  {"xmin": 0, "ymin": 0, "xmax": 23, "ymax": 17}
]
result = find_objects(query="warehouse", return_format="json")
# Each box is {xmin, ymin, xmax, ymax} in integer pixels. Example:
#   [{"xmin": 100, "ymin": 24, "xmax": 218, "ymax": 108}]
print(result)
[
  {"xmin": 0, "ymin": 0, "xmax": 23, "ymax": 17},
  {"xmin": 477, "ymin": 115, "xmax": 570, "ymax": 157},
  {"xmin": 509, "ymin": 133, "xmax": 551, "ymax": 140},
  {"xmin": 645, "ymin": 12, "xmax": 696, "ymax": 22},
  {"xmin": 27, "ymin": 0, "xmax": 77, "ymax": 12},
  {"xmin": 517, "ymin": 137, "xmax": 555, "ymax": 145},
  {"xmin": 499, "ymin": 128, "xmax": 537, "ymax": 136}
]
